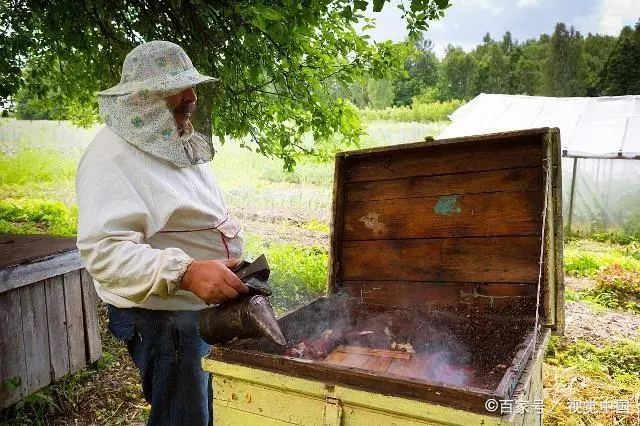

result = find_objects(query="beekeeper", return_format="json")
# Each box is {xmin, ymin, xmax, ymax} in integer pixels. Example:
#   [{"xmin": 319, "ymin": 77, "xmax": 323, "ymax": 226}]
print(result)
[{"xmin": 76, "ymin": 40, "xmax": 249, "ymax": 425}]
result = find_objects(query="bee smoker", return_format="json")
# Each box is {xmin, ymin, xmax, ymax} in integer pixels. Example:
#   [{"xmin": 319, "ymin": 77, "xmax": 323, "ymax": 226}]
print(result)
[{"xmin": 198, "ymin": 254, "xmax": 286, "ymax": 346}]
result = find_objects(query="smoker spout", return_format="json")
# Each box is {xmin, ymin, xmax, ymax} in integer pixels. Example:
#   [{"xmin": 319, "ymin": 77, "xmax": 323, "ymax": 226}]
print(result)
[
  {"xmin": 199, "ymin": 294, "xmax": 286, "ymax": 346},
  {"xmin": 247, "ymin": 295, "xmax": 287, "ymax": 346}
]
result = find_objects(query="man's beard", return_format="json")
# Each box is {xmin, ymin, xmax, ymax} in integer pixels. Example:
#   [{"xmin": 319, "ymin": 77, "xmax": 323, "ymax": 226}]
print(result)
[{"xmin": 174, "ymin": 102, "xmax": 196, "ymax": 117}]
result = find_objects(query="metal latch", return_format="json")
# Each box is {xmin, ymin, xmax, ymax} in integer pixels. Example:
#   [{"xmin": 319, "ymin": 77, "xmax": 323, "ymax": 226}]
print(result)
[{"xmin": 323, "ymin": 395, "xmax": 343, "ymax": 426}]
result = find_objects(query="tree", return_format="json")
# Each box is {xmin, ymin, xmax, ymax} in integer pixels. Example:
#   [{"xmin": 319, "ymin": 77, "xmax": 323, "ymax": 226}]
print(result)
[
  {"xmin": 581, "ymin": 33, "xmax": 616, "ymax": 95},
  {"xmin": 0, "ymin": 0, "xmax": 451, "ymax": 169},
  {"xmin": 544, "ymin": 23, "xmax": 585, "ymax": 96},
  {"xmin": 393, "ymin": 35, "xmax": 439, "ymax": 105},
  {"xmin": 471, "ymin": 36, "xmax": 509, "ymax": 94},
  {"xmin": 436, "ymin": 45, "xmax": 477, "ymax": 100},
  {"xmin": 367, "ymin": 78, "xmax": 395, "ymax": 109},
  {"xmin": 599, "ymin": 22, "xmax": 640, "ymax": 95}
]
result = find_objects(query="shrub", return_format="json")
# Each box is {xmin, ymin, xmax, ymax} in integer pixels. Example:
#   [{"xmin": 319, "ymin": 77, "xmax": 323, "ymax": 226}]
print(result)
[
  {"xmin": 243, "ymin": 235, "xmax": 328, "ymax": 314},
  {"xmin": 595, "ymin": 264, "xmax": 640, "ymax": 296},
  {"xmin": 0, "ymin": 149, "xmax": 76, "ymax": 186},
  {"xmin": 0, "ymin": 198, "xmax": 77, "ymax": 236},
  {"xmin": 546, "ymin": 337, "xmax": 640, "ymax": 380},
  {"xmin": 358, "ymin": 99, "xmax": 465, "ymax": 123}
]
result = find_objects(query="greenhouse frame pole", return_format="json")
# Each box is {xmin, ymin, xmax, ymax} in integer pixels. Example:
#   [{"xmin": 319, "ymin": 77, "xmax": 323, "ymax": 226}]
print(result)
[{"xmin": 567, "ymin": 157, "xmax": 579, "ymax": 233}]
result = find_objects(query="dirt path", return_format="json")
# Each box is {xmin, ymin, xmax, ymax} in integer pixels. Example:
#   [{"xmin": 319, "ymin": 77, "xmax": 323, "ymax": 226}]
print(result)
[
  {"xmin": 561, "ymin": 276, "xmax": 640, "ymax": 345},
  {"xmin": 564, "ymin": 300, "xmax": 640, "ymax": 345},
  {"xmin": 237, "ymin": 212, "xmax": 329, "ymax": 248}
]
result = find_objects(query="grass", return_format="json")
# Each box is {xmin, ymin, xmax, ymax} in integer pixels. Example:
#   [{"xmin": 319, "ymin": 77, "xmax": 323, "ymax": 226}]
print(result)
[
  {"xmin": 0, "ymin": 305, "xmax": 148, "ymax": 425},
  {"xmin": 564, "ymin": 239, "xmax": 640, "ymax": 277},
  {"xmin": 0, "ymin": 149, "xmax": 77, "ymax": 186},
  {"xmin": 0, "ymin": 198, "xmax": 77, "ymax": 236},
  {"xmin": 301, "ymin": 219, "xmax": 330, "ymax": 233},
  {"xmin": 543, "ymin": 338, "xmax": 640, "ymax": 425},
  {"xmin": 358, "ymin": 100, "xmax": 464, "ymax": 123},
  {"xmin": 244, "ymin": 234, "xmax": 328, "ymax": 314}
]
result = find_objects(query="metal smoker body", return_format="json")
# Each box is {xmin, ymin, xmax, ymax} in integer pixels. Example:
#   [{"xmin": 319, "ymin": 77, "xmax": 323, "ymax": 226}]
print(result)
[{"xmin": 198, "ymin": 255, "xmax": 286, "ymax": 346}]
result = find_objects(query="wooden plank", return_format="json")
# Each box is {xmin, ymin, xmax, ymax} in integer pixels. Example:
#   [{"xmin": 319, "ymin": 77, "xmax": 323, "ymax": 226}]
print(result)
[
  {"xmin": 332, "ymin": 352, "xmax": 369, "ymax": 369},
  {"xmin": 0, "ymin": 234, "xmax": 77, "ymax": 269},
  {"xmin": 345, "ymin": 136, "xmax": 543, "ymax": 183},
  {"xmin": 0, "ymin": 250, "xmax": 82, "ymax": 294},
  {"xmin": 386, "ymin": 358, "xmax": 415, "ymax": 378},
  {"xmin": 542, "ymin": 136, "xmax": 556, "ymax": 327},
  {"xmin": 495, "ymin": 328, "xmax": 537, "ymax": 399},
  {"xmin": 323, "ymin": 350, "xmax": 349, "ymax": 365},
  {"xmin": 80, "ymin": 269, "xmax": 102, "ymax": 363},
  {"xmin": 346, "ymin": 167, "xmax": 543, "ymax": 202},
  {"xmin": 341, "ymin": 239, "xmax": 443, "ymax": 282},
  {"xmin": 344, "ymin": 191, "xmax": 543, "ymax": 240},
  {"xmin": 551, "ymin": 129, "xmax": 565, "ymax": 334},
  {"xmin": 341, "ymin": 236, "xmax": 541, "ymax": 283},
  {"xmin": 442, "ymin": 237, "xmax": 542, "ymax": 283},
  {"xmin": 339, "ymin": 281, "xmax": 537, "ymax": 312},
  {"xmin": 333, "ymin": 345, "xmax": 411, "ymax": 360},
  {"xmin": 337, "ymin": 128, "xmax": 550, "ymax": 159},
  {"xmin": 0, "ymin": 289, "xmax": 27, "ymax": 409},
  {"xmin": 20, "ymin": 281, "xmax": 51, "ymax": 394},
  {"xmin": 63, "ymin": 271, "xmax": 86, "ymax": 374},
  {"xmin": 328, "ymin": 155, "xmax": 347, "ymax": 294},
  {"xmin": 362, "ymin": 355, "xmax": 393, "ymax": 373},
  {"xmin": 44, "ymin": 276, "xmax": 70, "ymax": 381}
]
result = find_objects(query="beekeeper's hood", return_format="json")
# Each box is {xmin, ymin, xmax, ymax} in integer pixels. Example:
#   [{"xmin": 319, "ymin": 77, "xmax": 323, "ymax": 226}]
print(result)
[{"xmin": 98, "ymin": 40, "xmax": 216, "ymax": 167}]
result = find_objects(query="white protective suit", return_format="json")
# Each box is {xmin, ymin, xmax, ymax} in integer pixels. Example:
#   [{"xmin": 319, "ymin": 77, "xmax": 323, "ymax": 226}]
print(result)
[{"xmin": 76, "ymin": 41, "xmax": 243, "ymax": 310}]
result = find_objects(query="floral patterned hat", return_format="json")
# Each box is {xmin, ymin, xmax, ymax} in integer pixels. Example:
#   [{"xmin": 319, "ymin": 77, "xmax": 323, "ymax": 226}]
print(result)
[
  {"xmin": 100, "ymin": 40, "xmax": 216, "ymax": 96},
  {"xmin": 98, "ymin": 41, "xmax": 216, "ymax": 168}
]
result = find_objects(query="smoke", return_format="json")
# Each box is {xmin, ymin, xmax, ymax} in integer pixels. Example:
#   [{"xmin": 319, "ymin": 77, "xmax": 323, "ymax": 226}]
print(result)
[{"xmin": 274, "ymin": 289, "xmax": 475, "ymax": 387}]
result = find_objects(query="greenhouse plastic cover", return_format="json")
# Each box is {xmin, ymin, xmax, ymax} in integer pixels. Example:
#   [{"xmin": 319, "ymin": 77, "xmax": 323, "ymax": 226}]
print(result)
[{"xmin": 437, "ymin": 94, "xmax": 640, "ymax": 159}]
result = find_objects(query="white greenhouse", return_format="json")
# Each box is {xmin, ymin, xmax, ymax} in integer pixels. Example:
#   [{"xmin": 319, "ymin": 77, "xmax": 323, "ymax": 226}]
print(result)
[{"xmin": 438, "ymin": 94, "xmax": 640, "ymax": 233}]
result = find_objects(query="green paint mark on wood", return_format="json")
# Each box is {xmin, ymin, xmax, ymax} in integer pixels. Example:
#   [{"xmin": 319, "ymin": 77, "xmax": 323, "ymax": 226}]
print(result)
[{"xmin": 434, "ymin": 195, "xmax": 462, "ymax": 216}]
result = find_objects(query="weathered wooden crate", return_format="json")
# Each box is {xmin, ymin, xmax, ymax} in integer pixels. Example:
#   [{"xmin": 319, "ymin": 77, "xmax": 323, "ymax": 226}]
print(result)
[
  {"xmin": 203, "ymin": 128, "xmax": 564, "ymax": 425},
  {"xmin": 0, "ymin": 234, "xmax": 102, "ymax": 409}
]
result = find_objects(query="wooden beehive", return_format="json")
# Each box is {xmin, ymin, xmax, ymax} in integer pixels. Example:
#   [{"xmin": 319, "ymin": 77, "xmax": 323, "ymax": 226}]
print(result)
[
  {"xmin": 204, "ymin": 128, "xmax": 563, "ymax": 425},
  {"xmin": 0, "ymin": 234, "xmax": 102, "ymax": 409}
]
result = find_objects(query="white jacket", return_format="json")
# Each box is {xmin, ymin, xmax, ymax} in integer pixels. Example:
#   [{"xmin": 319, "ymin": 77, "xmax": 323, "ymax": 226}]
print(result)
[{"xmin": 76, "ymin": 127, "xmax": 244, "ymax": 310}]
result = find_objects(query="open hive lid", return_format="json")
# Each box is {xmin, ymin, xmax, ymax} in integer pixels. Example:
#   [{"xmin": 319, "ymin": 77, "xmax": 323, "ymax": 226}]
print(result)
[{"xmin": 327, "ymin": 127, "xmax": 564, "ymax": 331}]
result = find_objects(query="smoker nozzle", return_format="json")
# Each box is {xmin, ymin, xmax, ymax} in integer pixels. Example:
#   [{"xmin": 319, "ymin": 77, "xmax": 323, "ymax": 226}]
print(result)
[{"xmin": 198, "ymin": 294, "xmax": 286, "ymax": 346}]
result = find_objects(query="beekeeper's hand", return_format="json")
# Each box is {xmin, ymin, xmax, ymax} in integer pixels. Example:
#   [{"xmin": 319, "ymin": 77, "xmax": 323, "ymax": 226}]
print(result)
[{"xmin": 180, "ymin": 258, "xmax": 249, "ymax": 304}]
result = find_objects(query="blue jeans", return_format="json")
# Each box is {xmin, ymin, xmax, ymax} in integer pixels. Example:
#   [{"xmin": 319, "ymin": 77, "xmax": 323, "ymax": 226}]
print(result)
[{"xmin": 107, "ymin": 305, "xmax": 212, "ymax": 426}]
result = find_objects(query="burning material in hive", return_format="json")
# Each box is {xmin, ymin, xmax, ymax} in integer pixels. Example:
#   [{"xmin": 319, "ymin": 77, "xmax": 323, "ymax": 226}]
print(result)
[{"xmin": 283, "ymin": 326, "xmax": 473, "ymax": 386}]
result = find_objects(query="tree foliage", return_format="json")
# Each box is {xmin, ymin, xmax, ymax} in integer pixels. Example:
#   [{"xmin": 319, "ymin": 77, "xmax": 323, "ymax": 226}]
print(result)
[
  {"xmin": 599, "ymin": 21, "xmax": 640, "ymax": 96},
  {"xmin": 392, "ymin": 35, "xmax": 438, "ymax": 105},
  {"xmin": 0, "ymin": 0, "xmax": 450, "ymax": 169}
]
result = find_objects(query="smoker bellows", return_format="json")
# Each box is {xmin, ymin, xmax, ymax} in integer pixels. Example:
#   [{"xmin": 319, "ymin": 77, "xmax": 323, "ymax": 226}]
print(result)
[{"xmin": 203, "ymin": 128, "xmax": 564, "ymax": 425}]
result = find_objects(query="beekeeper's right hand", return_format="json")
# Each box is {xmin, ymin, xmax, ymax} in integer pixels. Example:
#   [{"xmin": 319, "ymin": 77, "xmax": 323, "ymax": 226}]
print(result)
[{"xmin": 180, "ymin": 259, "xmax": 249, "ymax": 304}]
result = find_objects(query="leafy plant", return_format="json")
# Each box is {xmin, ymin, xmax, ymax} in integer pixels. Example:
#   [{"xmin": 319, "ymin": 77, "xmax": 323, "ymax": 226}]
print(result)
[
  {"xmin": 595, "ymin": 264, "xmax": 640, "ymax": 295},
  {"xmin": 244, "ymin": 234, "xmax": 328, "ymax": 313},
  {"xmin": 545, "ymin": 337, "xmax": 640, "ymax": 380},
  {"xmin": 0, "ymin": 198, "xmax": 77, "ymax": 236},
  {"xmin": 358, "ymin": 99, "xmax": 464, "ymax": 123},
  {"xmin": 301, "ymin": 219, "xmax": 330, "ymax": 233}
]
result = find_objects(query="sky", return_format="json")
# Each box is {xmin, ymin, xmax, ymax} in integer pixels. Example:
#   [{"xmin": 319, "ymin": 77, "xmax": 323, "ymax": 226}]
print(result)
[{"xmin": 364, "ymin": 0, "xmax": 640, "ymax": 57}]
